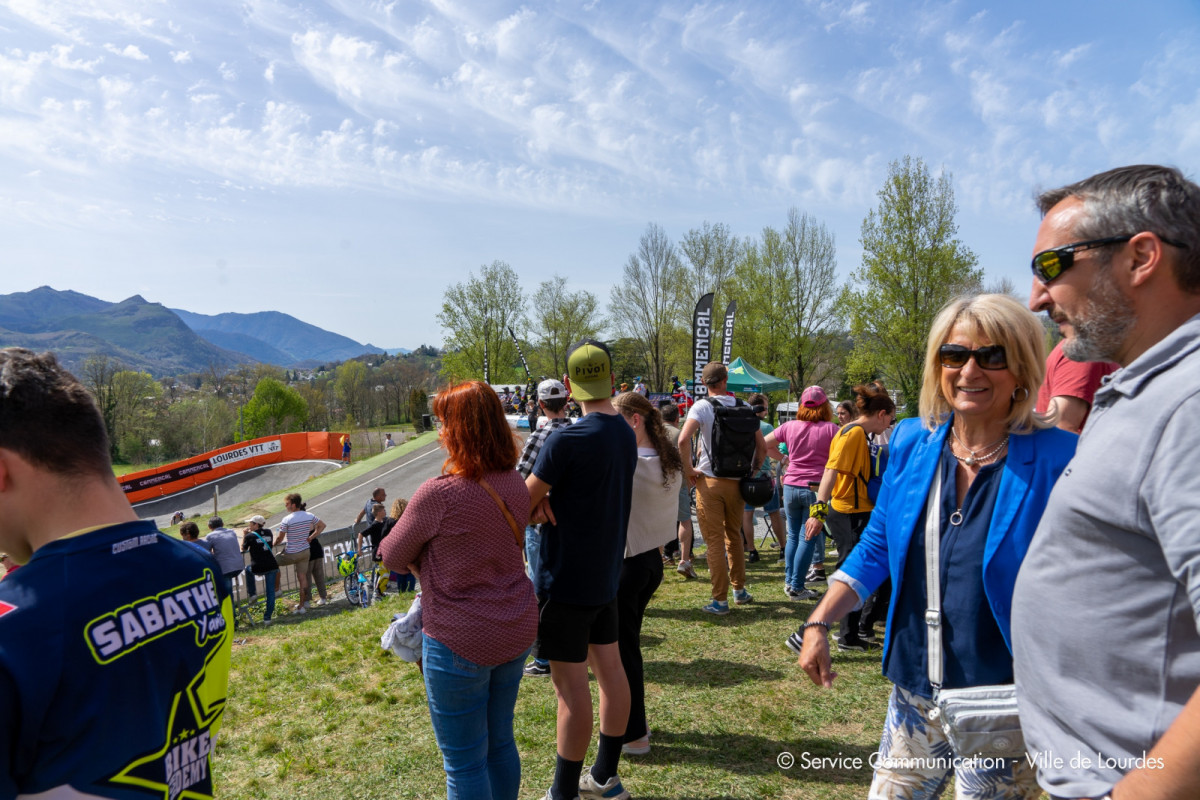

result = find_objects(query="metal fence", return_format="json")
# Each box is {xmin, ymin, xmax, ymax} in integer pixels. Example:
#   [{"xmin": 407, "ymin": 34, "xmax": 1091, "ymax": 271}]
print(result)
[{"xmin": 232, "ymin": 523, "xmax": 367, "ymax": 605}]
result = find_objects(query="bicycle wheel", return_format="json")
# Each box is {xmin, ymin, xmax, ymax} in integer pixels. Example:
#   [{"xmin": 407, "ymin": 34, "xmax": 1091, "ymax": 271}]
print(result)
[
  {"xmin": 233, "ymin": 598, "xmax": 263, "ymax": 629},
  {"xmin": 344, "ymin": 574, "xmax": 360, "ymax": 608},
  {"xmin": 360, "ymin": 569, "xmax": 374, "ymax": 608},
  {"xmin": 233, "ymin": 603, "xmax": 251, "ymax": 630}
]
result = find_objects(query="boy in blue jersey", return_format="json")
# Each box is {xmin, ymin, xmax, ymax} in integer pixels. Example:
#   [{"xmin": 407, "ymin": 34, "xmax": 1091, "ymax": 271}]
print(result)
[{"xmin": 0, "ymin": 348, "xmax": 232, "ymax": 800}]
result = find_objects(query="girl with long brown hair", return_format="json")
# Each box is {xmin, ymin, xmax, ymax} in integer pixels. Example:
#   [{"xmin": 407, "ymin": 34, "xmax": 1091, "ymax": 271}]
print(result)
[{"xmin": 610, "ymin": 391, "xmax": 683, "ymax": 756}]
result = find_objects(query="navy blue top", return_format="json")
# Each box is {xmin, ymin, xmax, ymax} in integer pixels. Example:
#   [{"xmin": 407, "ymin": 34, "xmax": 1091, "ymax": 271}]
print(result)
[
  {"xmin": 0, "ymin": 520, "xmax": 231, "ymax": 798},
  {"xmin": 532, "ymin": 411, "xmax": 637, "ymax": 605},
  {"xmin": 883, "ymin": 442, "xmax": 1012, "ymax": 698}
]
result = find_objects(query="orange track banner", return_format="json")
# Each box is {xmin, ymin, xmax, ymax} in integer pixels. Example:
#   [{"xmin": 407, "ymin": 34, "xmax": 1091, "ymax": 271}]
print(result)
[{"xmin": 120, "ymin": 432, "xmax": 346, "ymax": 505}]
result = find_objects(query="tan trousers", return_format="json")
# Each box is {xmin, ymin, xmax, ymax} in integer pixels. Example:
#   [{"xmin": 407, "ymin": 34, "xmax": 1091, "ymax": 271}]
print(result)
[{"xmin": 695, "ymin": 475, "xmax": 746, "ymax": 602}]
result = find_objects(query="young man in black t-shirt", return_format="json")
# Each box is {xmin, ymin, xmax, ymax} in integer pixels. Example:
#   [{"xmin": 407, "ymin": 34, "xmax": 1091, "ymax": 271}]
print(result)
[{"xmin": 527, "ymin": 339, "xmax": 637, "ymax": 800}]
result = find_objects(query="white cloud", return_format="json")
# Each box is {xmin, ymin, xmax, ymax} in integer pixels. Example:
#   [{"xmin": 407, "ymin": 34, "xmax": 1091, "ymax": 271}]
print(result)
[
  {"xmin": 1057, "ymin": 43, "xmax": 1091, "ymax": 68},
  {"xmin": 104, "ymin": 43, "xmax": 149, "ymax": 61},
  {"xmin": 49, "ymin": 44, "xmax": 102, "ymax": 72},
  {"xmin": 1, "ymin": 0, "xmax": 1198, "ymax": 352}
]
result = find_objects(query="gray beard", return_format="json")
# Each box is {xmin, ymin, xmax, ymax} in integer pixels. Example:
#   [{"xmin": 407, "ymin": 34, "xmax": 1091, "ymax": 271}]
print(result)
[{"xmin": 1062, "ymin": 270, "xmax": 1136, "ymax": 362}]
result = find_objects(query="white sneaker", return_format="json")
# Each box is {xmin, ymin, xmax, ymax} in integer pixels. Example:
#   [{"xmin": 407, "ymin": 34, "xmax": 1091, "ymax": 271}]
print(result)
[
  {"xmin": 579, "ymin": 768, "xmax": 630, "ymax": 800},
  {"xmin": 621, "ymin": 729, "xmax": 651, "ymax": 755},
  {"xmin": 676, "ymin": 559, "xmax": 697, "ymax": 579},
  {"xmin": 294, "ymin": 604, "xmax": 308, "ymax": 614}
]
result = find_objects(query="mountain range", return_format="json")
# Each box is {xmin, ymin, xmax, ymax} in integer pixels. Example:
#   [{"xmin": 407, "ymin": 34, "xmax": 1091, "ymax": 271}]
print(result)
[{"xmin": 0, "ymin": 286, "xmax": 395, "ymax": 377}]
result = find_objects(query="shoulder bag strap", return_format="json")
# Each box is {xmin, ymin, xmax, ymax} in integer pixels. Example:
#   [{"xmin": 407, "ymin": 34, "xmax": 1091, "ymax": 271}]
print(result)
[
  {"xmin": 478, "ymin": 478, "xmax": 524, "ymax": 547},
  {"xmin": 925, "ymin": 466, "xmax": 945, "ymax": 693}
]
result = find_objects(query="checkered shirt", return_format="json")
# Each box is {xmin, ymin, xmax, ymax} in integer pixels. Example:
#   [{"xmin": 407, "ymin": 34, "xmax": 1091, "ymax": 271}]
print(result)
[{"xmin": 516, "ymin": 417, "xmax": 572, "ymax": 478}]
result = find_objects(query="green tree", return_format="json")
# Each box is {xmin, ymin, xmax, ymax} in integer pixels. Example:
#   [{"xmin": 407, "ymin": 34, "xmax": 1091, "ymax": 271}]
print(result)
[
  {"xmin": 781, "ymin": 208, "xmax": 842, "ymax": 390},
  {"xmin": 438, "ymin": 260, "xmax": 527, "ymax": 384},
  {"xmin": 334, "ymin": 360, "xmax": 369, "ymax": 427},
  {"xmin": 726, "ymin": 209, "xmax": 843, "ymax": 394},
  {"xmin": 410, "ymin": 388, "xmax": 429, "ymax": 431},
  {"xmin": 529, "ymin": 275, "xmax": 604, "ymax": 380},
  {"xmin": 679, "ymin": 221, "xmax": 741, "ymax": 356},
  {"xmin": 82, "ymin": 354, "xmax": 120, "ymax": 459},
  {"xmin": 727, "ymin": 229, "xmax": 792, "ymax": 381},
  {"xmin": 158, "ymin": 396, "xmax": 236, "ymax": 458},
  {"xmin": 841, "ymin": 156, "xmax": 981, "ymax": 404},
  {"xmin": 298, "ymin": 383, "xmax": 332, "ymax": 432},
  {"xmin": 110, "ymin": 370, "xmax": 163, "ymax": 463},
  {"xmin": 609, "ymin": 223, "xmax": 689, "ymax": 392},
  {"xmin": 242, "ymin": 377, "xmax": 309, "ymax": 438}
]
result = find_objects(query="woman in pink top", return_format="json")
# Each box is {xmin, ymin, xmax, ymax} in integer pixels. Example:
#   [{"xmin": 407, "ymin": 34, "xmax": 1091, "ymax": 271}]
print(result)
[
  {"xmin": 765, "ymin": 386, "xmax": 839, "ymax": 600},
  {"xmin": 379, "ymin": 381, "xmax": 537, "ymax": 800}
]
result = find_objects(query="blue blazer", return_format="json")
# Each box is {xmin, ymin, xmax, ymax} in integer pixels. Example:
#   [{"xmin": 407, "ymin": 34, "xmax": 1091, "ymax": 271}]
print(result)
[{"xmin": 839, "ymin": 416, "xmax": 1077, "ymax": 662}]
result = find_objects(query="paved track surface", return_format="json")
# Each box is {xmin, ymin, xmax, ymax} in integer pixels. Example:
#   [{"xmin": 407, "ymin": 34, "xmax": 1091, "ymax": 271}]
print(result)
[
  {"xmin": 136, "ymin": 437, "xmax": 510, "ymax": 533},
  {"xmin": 134, "ymin": 460, "xmax": 345, "ymax": 528},
  {"xmin": 277, "ymin": 441, "xmax": 446, "ymax": 531}
]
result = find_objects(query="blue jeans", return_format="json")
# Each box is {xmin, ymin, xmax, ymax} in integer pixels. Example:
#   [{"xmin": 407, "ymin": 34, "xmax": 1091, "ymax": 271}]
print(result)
[
  {"xmin": 812, "ymin": 532, "xmax": 826, "ymax": 569},
  {"xmin": 524, "ymin": 526, "xmax": 541, "ymax": 583},
  {"xmin": 244, "ymin": 566, "xmax": 277, "ymax": 621},
  {"xmin": 423, "ymin": 635, "xmax": 529, "ymax": 800},
  {"xmin": 523, "ymin": 526, "xmax": 549, "ymax": 666},
  {"xmin": 783, "ymin": 485, "xmax": 818, "ymax": 591}
]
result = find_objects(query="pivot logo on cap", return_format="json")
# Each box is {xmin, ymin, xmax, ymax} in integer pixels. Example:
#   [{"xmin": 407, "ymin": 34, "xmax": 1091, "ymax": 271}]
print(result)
[{"xmin": 573, "ymin": 363, "xmax": 605, "ymax": 378}]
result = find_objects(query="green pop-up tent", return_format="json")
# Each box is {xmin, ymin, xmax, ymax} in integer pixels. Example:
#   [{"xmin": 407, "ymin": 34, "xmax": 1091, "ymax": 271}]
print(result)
[{"xmin": 725, "ymin": 357, "xmax": 789, "ymax": 393}]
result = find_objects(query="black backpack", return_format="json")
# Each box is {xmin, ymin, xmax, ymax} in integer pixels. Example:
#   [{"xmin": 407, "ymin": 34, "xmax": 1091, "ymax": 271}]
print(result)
[{"xmin": 710, "ymin": 397, "xmax": 760, "ymax": 478}]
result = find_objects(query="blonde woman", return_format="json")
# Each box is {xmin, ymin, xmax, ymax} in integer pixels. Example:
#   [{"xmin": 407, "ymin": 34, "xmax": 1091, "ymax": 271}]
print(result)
[{"xmin": 796, "ymin": 294, "xmax": 1077, "ymax": 798}]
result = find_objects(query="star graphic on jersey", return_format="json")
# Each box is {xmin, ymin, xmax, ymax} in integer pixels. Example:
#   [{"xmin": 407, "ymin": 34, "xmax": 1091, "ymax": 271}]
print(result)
[{"xmin": 109, "ymin": 625, "xmax": 229, "ymax": 799}]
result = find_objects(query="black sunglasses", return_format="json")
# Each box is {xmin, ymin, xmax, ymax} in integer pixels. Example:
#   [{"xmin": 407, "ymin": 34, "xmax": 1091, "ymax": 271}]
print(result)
[
  {"xmin": 938, "ymin": 344, "xmax": 1008, "ymax": 371},
  {"xmin": 1031, "ymin": 233, "xmax": 1190, "ymax": 283}
]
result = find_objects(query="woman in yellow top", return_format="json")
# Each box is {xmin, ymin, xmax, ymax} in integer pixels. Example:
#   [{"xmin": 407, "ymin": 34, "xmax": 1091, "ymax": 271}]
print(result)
[{"xmin": 804, "ymin": 381, "xmax": 895, "ymax": 650}]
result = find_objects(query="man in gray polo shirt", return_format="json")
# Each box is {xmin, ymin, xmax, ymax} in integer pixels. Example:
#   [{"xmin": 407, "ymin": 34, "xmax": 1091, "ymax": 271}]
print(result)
[{"xmin": 1012, "ymin": 165, "xmax": 1200, "ymax": 800}]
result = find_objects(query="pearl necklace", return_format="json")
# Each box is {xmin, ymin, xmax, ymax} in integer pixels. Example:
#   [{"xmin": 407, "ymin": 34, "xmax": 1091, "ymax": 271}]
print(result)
[{"xmin": 950, "ymin": 428, "xmax": 1009, "ymax": 467}]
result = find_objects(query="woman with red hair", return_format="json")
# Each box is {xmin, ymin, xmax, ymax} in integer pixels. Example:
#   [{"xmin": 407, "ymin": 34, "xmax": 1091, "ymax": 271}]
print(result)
[{"xmin": 379, "ymin": 380, "xmax": 537, "ymax": 800}]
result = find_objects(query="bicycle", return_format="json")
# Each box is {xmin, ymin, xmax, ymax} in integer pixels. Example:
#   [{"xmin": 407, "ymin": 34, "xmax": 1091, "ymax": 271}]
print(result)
[
  {"xmin": 337, "ymin": 548, "xmax": 383, "ymax": 609},
  {"xmin": 232, "ymin": 593, "xmax": 267, "ymax": 629}
]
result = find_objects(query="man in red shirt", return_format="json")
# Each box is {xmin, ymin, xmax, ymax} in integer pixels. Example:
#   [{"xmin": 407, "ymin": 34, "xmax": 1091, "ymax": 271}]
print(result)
[{"xmin": 1035, "ymin": 340, "xmax": 1118, "ymax": 433}]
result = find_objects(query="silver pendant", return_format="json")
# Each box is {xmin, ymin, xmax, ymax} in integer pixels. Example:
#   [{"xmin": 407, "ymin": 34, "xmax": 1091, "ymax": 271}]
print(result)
[{"xmin": 963, "ymin": 457, "xmax": 977, "ymax": 467}]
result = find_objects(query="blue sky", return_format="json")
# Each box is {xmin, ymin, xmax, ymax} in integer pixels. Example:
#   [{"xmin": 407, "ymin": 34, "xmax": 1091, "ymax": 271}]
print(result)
[{"xmin": 2, "ymin": 0, "xmax": 1198, "ymax": 350}]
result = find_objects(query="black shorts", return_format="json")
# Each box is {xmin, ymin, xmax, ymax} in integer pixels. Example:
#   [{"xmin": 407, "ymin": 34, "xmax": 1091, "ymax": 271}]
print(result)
[{"xmin": 535, "ymin": 596, "xmax": 619, "ymax": 663}]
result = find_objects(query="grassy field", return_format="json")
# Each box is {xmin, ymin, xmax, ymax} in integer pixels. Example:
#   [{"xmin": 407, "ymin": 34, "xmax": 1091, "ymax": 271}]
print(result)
[
  {"xmin": 113, "ymin": 463, "xmax": 155, "ymax": 477},
  {"xmin": 214, "ymin": 543, "xmax": 903, "ymax": 800}
]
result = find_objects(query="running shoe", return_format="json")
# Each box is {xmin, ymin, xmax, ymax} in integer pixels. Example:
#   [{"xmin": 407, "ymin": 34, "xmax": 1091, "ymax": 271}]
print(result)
[
  {"xmin": 701, "ymin": 599, "xmax": 730, "ymax": 616},
  {"xmin": 579, "ymin": 769, "xmax": 631, "ymax": 800}
]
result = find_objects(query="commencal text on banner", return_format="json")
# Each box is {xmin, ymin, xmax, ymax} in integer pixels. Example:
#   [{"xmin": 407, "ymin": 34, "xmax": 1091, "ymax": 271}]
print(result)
[{"xmin": 121, "ymin": 439, "xmax": 283, "ymax": 495}]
